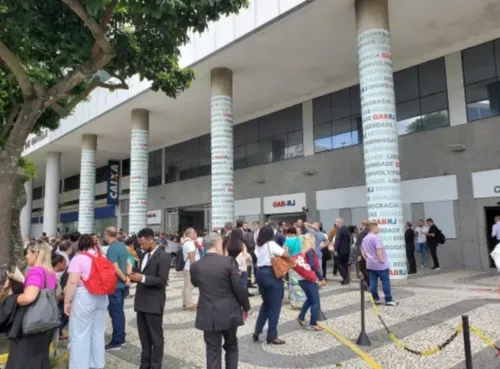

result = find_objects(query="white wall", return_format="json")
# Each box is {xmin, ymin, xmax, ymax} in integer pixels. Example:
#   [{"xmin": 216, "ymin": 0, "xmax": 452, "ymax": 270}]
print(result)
[{"xmin": 316, "ymin": 175, "xmax": 458, "ymax": 210}]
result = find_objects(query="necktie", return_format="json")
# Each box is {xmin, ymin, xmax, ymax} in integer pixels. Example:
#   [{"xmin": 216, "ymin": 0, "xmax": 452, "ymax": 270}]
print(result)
[{"xmin": 143, "ymin": 253, "xmax": 150, "ymax": 271}]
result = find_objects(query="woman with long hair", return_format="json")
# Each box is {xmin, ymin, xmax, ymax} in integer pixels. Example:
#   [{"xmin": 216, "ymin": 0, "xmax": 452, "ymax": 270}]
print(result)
[
  {"xmin": 284, "ymin": 227, "xmax": 305, "ymax": 310},
  {"xmin": 227, "ymin": 228, "xmax": 251, "ymax": 288},
  {"xmin": 64, "ymin": 234, "xmax": 109, "ymax": 369},
  {"xmin": 253, "ymin": 225, "xmax": 290, "ymax": 345},
  {"xmin": 6, "ymin": 240, "xmax": 57, "ymax": 369},
  {"xmin": 297, "ymin": 234, "xmax": 326, "ymax": 331}
]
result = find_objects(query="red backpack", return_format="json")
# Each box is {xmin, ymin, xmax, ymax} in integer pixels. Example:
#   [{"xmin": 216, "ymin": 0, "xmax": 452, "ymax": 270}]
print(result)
[
  {"xmin": 80, "ymin": 251, "xmax": 118, "ymax": 295},
  {"xmin": 291, "ymin": 250, "xmax": 320, "ymax": 283}
]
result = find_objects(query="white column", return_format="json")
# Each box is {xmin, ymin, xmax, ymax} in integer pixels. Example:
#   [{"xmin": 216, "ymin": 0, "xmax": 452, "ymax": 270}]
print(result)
[
  {"xmin": 43, "ymin": 152, "xmax": 61, "ymax": 237},
  {"xmin": 302, "ymin": 100, "xmax": 314, "ymax": 156},
  {"xmin": 78, "ymin": 134, "xmax": 97, "ymax": 234},
  {"xmin": 20, "ymin": 179, "xmax": 33, "ymax": 238},
  {"xmin": 356, "ymin": 0, "xmax": 406, "ymax": 279},
  {"xmin": 210, "ymin": 68, "xmax": 234, "ymax": 230},
  {"xmin": 445, "ymin": 52, "xmax": 468, "ymax": 126},
  {"xmin": 129, "ymin": 109, "xmax": 149, "ymax": 234}
]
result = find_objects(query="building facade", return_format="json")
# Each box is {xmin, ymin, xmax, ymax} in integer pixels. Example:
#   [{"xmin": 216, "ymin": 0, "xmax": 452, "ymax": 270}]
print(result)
[{"xmin": 22, "ymin": 0, "xmax": 500, "ymax": 271}]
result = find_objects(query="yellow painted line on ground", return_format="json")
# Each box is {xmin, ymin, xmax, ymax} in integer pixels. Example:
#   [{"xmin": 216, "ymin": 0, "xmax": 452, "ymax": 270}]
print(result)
[{"xmin": 317, "ymin": 322, "xmax": 384, "ymax": 369}]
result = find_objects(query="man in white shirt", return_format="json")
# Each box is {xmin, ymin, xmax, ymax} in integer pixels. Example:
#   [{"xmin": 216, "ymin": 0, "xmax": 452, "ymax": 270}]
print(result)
[
  {"xmin": 492, "ymin": 216, "xmax": 500, "ymax": 242},
  {"xmin": 182, "ymin": 227, "xmax": 200, "ymax": 311},
  {"xmin": 414, "ymin": 219, "xmax": 429, "ymax": 268}
]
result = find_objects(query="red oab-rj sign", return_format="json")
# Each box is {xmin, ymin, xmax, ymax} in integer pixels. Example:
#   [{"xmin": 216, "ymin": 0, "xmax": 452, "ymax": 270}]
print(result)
[{"xmin": 272, "ymin": 200, "xmax": 296, "ymax": 208}]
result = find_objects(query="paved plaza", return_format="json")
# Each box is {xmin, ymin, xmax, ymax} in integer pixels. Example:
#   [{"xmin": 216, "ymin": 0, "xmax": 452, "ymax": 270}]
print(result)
[{"xmin": 104, "ymin": 268, "xmax": 500, "ymax": 369}]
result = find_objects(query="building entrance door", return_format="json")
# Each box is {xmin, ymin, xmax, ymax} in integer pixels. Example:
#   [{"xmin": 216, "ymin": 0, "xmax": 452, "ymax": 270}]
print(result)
[
  {"xmin": 484, "ymin": 206, "xmax": 500, "ymax": 268},
  {"xmin": 165, "ymin": 208, "xmax": 179, "ymax": 234}
]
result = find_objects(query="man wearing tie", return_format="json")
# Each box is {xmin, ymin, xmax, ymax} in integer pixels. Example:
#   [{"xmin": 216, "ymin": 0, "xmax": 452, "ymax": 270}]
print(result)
[
  {"xmin": 191, "ymin": 232, "xmax": 251, "ymax": 369},
  {"xmin": 129, "ymin": 227, "xmax": 171, "ymax": 369}
]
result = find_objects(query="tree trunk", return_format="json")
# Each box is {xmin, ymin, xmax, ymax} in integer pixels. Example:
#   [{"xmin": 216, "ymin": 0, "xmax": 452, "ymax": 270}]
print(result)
[
  {"xmin": 0, "ymin": 99, "xmax": 44, "ymax": 281},
  {"xmin": 10, "ymin": 173, "xmax": 27, "ymax": 272}
]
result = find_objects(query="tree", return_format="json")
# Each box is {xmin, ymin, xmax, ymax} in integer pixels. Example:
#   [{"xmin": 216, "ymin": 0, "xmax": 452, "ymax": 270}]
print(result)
[
  {"xmin": 0, "ymin": 0, "xmax": 248, "ymax": 276},
  {"xmin": 404, "ymin": 112, "xmax": 448, "ymax": 134}
]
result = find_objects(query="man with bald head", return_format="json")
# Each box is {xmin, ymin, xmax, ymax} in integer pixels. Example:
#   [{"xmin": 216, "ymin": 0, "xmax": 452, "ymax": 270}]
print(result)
[{"xmin": 105, "ymin": 226, "xmax": 130, "ymax": 351}]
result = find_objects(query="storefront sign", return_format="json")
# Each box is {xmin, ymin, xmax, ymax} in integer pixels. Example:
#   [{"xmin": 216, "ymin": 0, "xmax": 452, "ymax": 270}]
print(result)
[
  {"xmin": 264, "ymin": 193, "xmax": 306, "ymax": 215},
  {"xmin": 472, "ymin": 169, "xmax": 500, "ymax": 198},
  {"xmin": 147, "ymin": 210, "xmax": 162, "ymax": 225},
  {"xmin": 358, "ymin": 28, "xmax": 406, "ymax": 279},
  {"xmin": 107, "ymin": 160, "xmax": 120, "ymax": 205},
  {"xmin": 129, "ymin": 129, "xmax": 149, "ymax": 233},
  {"xmin": 210, "ymin": 94, "xmax": 234, "ymax": 229},
  {"xmin": 78, "ymin": 149, "xmax": 96, "ymax": 234}
]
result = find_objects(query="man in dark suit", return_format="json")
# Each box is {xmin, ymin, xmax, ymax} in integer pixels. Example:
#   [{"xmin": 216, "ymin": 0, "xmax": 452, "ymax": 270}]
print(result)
[
  {"xmin": 405, "ymin": 221, "xmax": 417, "ymax": 274},
  {"xmin": 333, "ymin": 217, "xmax": 351, "ymax": 285},
  {"xmin": 128, "ymin": 227, "xmax": 171, "ymax": 369},
  {"xmin": 191, "ymin": 232, "xmax": 251, "ymax": 369}
]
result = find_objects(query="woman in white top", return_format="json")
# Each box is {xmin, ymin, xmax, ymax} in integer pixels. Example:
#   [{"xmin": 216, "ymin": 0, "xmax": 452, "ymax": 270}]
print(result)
[
  {"xmin": 253, "ymin": 225, "xmax": 290, "ymax": 345},
  {"xmin": 226, "ymin": 228, "xmax": 251, "ymax": 289}
]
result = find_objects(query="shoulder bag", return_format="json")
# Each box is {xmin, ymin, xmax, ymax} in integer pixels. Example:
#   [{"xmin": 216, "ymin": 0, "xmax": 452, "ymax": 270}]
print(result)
[
  {"xmin": 267, "ymin": 242, "xmax": 293, "ymax": 279},
  {"xmin": 23, "ymin": 269, "xmax": 60, "ymax": 336}
]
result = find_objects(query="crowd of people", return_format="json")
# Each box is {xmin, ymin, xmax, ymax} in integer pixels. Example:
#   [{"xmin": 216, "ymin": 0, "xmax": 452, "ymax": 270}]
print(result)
[{"xmin": 0, "ymin": 215, "xmax": 445, "ymax": 369}]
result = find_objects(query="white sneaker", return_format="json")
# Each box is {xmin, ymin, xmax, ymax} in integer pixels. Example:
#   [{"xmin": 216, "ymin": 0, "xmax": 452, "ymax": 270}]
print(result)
[
  {"xmin": 420, "ymin": 265, "xmax": 424, "ymax": 268},
  {"xmin": 385, "ymin": 301, "xmax": 398, "ymax": 306}
]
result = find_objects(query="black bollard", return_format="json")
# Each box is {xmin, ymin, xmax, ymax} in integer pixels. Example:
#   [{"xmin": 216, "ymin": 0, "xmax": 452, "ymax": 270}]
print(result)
[
  {"xmin": 462, "ymin": 315, "xmax": 473, "ymax": 369},
  {"xmin": 356, "ymin": 279, "xmax": 371, "ymax": 346}
]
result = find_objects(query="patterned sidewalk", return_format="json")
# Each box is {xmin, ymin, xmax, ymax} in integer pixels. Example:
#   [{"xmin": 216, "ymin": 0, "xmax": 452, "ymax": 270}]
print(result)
[{"xmin": 104, "ymin": 267, "xmax": 500, "ymax": 369}]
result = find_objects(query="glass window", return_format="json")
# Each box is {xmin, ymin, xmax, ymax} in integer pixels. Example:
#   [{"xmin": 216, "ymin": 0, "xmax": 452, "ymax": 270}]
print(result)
[
  {"xmin": 148, "ymin": 149, "xmax": 162, "ymax": 187},
  {"xmin": 312, "ymin": 94, "xmax": 330, "ymax": 125},
  {"xmin": 287, "ymin": 130, "xmax": 303, "ymax": 158},
  {"xmin": 122, "ymin": 158, "xmax": 130, "ymax": 177},
  {"xmin": 394, "ymin": 57, "xmax": 449, "ymax": 135},
  {"xmin": 234, "ymin": 104, "xmax": 303, "ymax": 169},
  {"xmin": 33, "ymin": 186, "xmax": 43, "ymax": 201},
  {"xmin": 394, "ymin": 66, "xmax": 419, "ymax": 103},
  {"xmin": 95, "ymin": 166, "xmax": 108, "ymax": 184},
  {"xmin": 313, "ymin": 122, "xmax": 333, "ymax": 153},
  {"xmin": 64, "ymin": 175, "xmax": 80, "ymax": 192},
  {"xmin": 330, "ymin": 89, "xmax": 350, "ymax": 120},
  {"xmin": 462, "ymin": 39, "xmax": 500, "ymax": 121},
  {"xmin": 312, "ymin": 86, "xmax": 362, "ymax": 153}
]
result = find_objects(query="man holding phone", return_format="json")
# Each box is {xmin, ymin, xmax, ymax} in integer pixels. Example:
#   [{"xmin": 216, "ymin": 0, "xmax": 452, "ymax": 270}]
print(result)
[{"xmin": 128, "ymin": 227, "xmax": 171, "ymax": 369}]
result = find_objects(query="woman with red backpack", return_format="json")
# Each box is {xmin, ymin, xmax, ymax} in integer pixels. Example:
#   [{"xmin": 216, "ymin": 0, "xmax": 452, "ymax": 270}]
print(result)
[
  {"xmin": 64, "ymin": 234, "xmax": 116, "ymax": 369},
  {"xmin": 293, "ymin": 234, "xmax": 327, "ymax": 331}
]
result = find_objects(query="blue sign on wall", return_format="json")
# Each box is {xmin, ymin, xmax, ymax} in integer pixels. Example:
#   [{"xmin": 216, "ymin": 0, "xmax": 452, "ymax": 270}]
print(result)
[
  {"xmin": 60, "ymin": 206, "xmax": 115, "ymax": 223},
  {"xmin": 107, "ymin": 160, "xmax": 120, "ymax": 205}
]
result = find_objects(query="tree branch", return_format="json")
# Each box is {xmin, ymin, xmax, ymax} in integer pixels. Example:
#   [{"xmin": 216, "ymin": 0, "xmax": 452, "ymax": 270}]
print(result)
[
  {"xmin": 91, "ymin": 0, "xmax": 118, "ymax": 60},
  {"xmin": 0, "ymin": 39, "xmax": 34, "ymax": 98},
  {"xmin": 46, "ymin": 50, "xmax": 113, "ymax": 107},
  {"xmin": 51, "ymin": 76, "xmax": 102, "ymax": 117},
  {"xmin": 61, "ymin": 0, "xmax": 115, "ymax": 56},
  {"xmin": 0, "ymin": 99, "xmax": 20, "ymax": 140}
]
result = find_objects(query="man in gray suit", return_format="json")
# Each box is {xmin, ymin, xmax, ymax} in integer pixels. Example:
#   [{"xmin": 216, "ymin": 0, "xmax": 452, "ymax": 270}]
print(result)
[{"xmin": 191, "ymin": 233, "xmax": 251, "ymax": 369}]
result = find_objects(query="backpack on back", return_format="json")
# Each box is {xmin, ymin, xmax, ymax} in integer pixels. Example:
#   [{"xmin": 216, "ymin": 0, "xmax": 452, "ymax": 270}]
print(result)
[
  {"xmin": 80, "ymin": 251, "xmax": 118, "ymax": 295},
  {"xmin": 174, "ymin": 243, "xmax": 186, "ymax": 272},
  {"xmin": 436, "ymin": 229, "xmax": 446, "ymax": 245}
]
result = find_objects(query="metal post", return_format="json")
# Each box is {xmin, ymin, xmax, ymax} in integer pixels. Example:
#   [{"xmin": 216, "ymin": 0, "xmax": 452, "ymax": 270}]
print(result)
[
  {"xmin": 462, "ymin": 315, "xmax": 473, "ymax": 369},
  {"xmin": 356, "ymin": 279, "xmax": 371, "ymax": 346},
  {"xmin": 317, "ymin": 298, "xmax": 326, "ymax": 322}
]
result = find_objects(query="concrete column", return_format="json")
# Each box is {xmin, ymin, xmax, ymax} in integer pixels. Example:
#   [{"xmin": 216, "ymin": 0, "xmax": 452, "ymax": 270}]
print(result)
[
  {"xmin": 302, "ymin": 100, "xmax": 314, "ymax": 156},
  {"xmin": 445, "ymin": 52, "xmax": 468, "ymax": 126},
  {"xmin": 129, "ymin": 109, "xmax": 149, "ymax": 234},
  {"xmin": 20, "ymin": 179, "xmax": 33, "ymax": 238},
  {"xmin": 43, "ymin": 152, "xmax": 61, "ymax": 236},
  {"xmin": 78, "ymin": 134, "xmax": 97, "ymax": 234},
  {"xmin": 210, "ymin": 68, "xmax": 234, "ymax": 230},
  {"xmin": 356, "ymin": 0, "xmax": 406, "ymax": 279}
]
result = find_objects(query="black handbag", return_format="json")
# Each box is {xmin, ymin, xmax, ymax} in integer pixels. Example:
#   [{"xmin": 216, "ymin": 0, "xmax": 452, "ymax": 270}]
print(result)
[{"xmin": 22, "ymin": 270, "xmax": 60, "ymax": 335}]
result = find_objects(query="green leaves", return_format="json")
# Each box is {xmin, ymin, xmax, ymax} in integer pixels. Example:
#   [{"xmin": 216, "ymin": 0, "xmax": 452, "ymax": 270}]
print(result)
[{"xmin": 0, "ymin": 0, "xmax": 249, "ymax": 144}]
